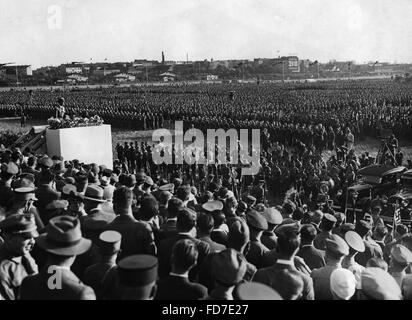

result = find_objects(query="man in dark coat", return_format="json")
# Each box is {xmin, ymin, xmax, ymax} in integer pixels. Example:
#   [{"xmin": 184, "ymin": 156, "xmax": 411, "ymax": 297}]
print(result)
[
  {"xmin": 20, "ymin": 216, "xmax": 95, "ymax": 300},
  {"xmin": 156, "ymin": 239, "xmax": 208, "ymax": 300},
  {"xmin": 297, "ymin": 224, "xmax": 326, "ymax": 270}
]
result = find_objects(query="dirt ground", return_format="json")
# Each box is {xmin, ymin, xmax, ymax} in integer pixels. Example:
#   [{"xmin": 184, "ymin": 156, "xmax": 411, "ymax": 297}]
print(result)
[{"xmin": 2, "ymin": 118, "xmax": 412, "ymax": 161}]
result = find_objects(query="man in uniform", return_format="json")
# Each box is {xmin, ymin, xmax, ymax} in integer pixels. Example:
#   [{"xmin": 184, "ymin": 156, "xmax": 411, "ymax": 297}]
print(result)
[
  {"xmin": 253, "ymin": 223, "xmax": 314, "ymax": 300},
  {"xmin": 115, "ymin": 254, "xmax": 158, "ymax": 300},
  {"xmin": 82, "ymin": 230, "xmax": 122, "ymax": 299},
  {"xmin": 245, "ymin": 209, "xmax": 269, "ymax": 269},
  {"xmin": 311, "ymin": 234, "xmax": 349, "ymax": 300},
  {"xmin": 0, "ymin": 214, "xmax": 38, "ymax": 300}
]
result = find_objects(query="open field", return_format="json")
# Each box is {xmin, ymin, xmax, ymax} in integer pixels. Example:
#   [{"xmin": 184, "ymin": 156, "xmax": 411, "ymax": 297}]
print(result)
[{"xmin": 2, "ymin": 117, "xmax": 412, "ymax": 162}]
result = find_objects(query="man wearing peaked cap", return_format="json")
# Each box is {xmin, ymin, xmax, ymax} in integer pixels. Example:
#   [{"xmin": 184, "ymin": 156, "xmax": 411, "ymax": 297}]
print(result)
[
  {"xmin": 253, "ymin": 222, "xmax": 315, "ymax": 300},
  {"xmin": 20, "ymin": 215, "xmax": 96, "ymax": 300},
  {"xmin": 237, "ymin": 282, "xmax": 283, "ymax": 300},
  {"xmin": 83, "ymin": 230, "xmax": 122, "ymax": 299},
  {"xmin": 360, "ymin": 267, "xmax": 402, "ymax": 300},
  {"xmin": 0, "ymin": 214, "xmax": 39, "ymax": 300},
  {"xmin": 261, "ymin": 207, "xmax": 283, "ymax": 250},
  {"xmin": 311, "ymin": 234, "xmax": 349, "ymax": 300},
  {"xmin": 313, "ymin": 213, "xmax": 337, "ymax": 251},
  {"xmin": 245, "ymin": 210, "xmax": 269, "ymax": 269},
  {"xmin": 389, "ymin": 244, "xmax": 412, "ymax": 288},
  {"xmin": 116, "ymin": 254, "xmax": 158, "ymax": 300},
  {"xmin": 208, "ymin": 248, "xmax": 247, "ymax": 300},
  {"xmin": 342, "ymin": 231, "xmax": 366, "ymax": 289},
  {"xmin": 354, "ymin": 220, "xmax": 383, "ymax": 267},
  {"xmin": 330, "ymin": 268, "xmax": 356, "ymax": 300}
]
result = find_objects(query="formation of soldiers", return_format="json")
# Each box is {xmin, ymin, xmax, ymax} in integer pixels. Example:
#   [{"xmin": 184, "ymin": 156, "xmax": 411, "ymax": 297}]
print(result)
[
  {"xmin": 1, "ymin": 79, "xmax": 412, "ymax": 139},
  {"xmin": 0, "ymin": 79, "xmax": 412, "ymax": 300}
]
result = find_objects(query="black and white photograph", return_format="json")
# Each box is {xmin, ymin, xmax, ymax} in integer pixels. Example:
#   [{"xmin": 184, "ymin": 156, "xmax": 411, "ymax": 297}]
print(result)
[{"xmin": 1, "ymin": 0, "xmax": 412, "ymax": 306}]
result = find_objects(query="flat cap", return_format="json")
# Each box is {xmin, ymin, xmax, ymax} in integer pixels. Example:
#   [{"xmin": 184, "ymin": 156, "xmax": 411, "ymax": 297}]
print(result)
[
  {"xmin": 391, "ymin": 244, "xmax": 412, "ymax": 264},
  {"xmin": 344, "ymin": 231, "xmax": 365, "ymax": 253},
  {"xmin": 237, "ymin": 282, "xmax": 283, "ymax": 300},
  {"xmin": 38, "ymin": 156, "xmax": 53, "ymax": 168},
  {"xmin": 330, "ymin": 268, "xmax": 356, "ymax": 300},
  {"xmin": 246, "ymin": 209, "xmax": 268, "ymax": 230},
  {"xmin": 0, "ymin": 214, "xmax": 38, "ymax": 237},
  {"xmin": 263, "ymin": 207, "xmax": 283, "ymax": 225},
  {"xmin": 117, "ymin": 254, "xmax": 158, "ymax": 287},
  {"xmin": 275, "ymin": 222, "xmax": 301, "ymax": 237},
  {"xmin": 202, "ymin": 200, "xmax": 224, "ymax": 212},
  {"xmin": 361, "ymin": 267, "xmax": 402, "ymax": 300},
  {"xmin": 211, "ymin": 249, "xmax": 247, "ymax": 286},
  {"xmin": 325, "ymin": 234, "xmax": 350, "ymax": 256}
]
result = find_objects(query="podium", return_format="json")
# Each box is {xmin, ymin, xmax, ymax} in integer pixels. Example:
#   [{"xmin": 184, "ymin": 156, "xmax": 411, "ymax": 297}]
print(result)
[{"xmin": 46, "ymin": 124, "xmax": 113, "ymax": 169}]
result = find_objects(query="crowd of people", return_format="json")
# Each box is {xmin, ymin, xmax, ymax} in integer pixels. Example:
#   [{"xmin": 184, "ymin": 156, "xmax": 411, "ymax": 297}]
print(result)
[
  {"xmin": 1, "ymin": 80, "xmax": 412, "ymax": 141},
  {"xmin": 0, "ymin": 79, "xmax": 412, "ymax": 300}
]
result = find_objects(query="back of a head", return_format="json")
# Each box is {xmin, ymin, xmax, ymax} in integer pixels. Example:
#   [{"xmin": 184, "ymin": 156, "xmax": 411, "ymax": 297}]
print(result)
[
  {"xmin": 300, "ymin": 224, "xmax": 317, "ymax": 244},
  {"xmin": 113, "ymin": 186, "xmax": 133, "ymax": 214},
  {"xmin": 212, "ymin": 211, "xmax": 226, "ymax": 228},
  {"xmin": 176, "ymin": 208, "xmax": 197, "ymax": 233},
  {"xmin": 176, "ymin": 185, "xmax": 191, "ymax": 202},
  {"xmin": 39, "ymin": 170, "xmax": 55, "ymax": 184},
  {"xmin": 270, "ymin": 269, "xmax": 304, "ymax": 300},
  {"xmin": 139, "ymin": 195, "xmax": 159, "ymax": 220},
  {"xmin": 171, "ymin": 239, "xmax": 199, "ymax": 273},
  {"xmin": 277, "ymin": 227, "xmax": 301, "ymax": 258},
  {"xmin": 167, "ymin": 198, "xmax": 183, "ymax": 218},
  {"xmin": 228, "ymin": 219, "xmax": 250, "ymax": 249},
  {"xmin": 366, "ymin": 258, "xmax": 388, "ymax": 272},
  {"xmin": 197, "ymin": 213, "xmax": 214, "ymax": 235}
]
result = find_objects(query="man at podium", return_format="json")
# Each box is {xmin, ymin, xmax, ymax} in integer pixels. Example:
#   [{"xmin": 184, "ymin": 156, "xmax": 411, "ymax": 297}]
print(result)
[{"xmin": 55, "ymin": 97, "xmax": 66, "ymax": 119}]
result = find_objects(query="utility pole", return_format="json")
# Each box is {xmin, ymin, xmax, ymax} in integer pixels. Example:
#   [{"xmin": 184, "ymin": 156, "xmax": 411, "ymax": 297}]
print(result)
[
  {"xmin": 146, "ymin": 65, "xmax": 148, "ymax": 83},
  {"xmin": 282, "ymin": 61, "xmax": 285, "ymax": 82},
  {"xmin": 317, "ymin": 62, "xmax": 320, "ymax": 79}
]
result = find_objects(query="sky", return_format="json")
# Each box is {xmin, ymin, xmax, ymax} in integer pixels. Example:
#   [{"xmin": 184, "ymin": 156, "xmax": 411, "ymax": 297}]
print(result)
[{"xmin": 1, "ymin": 0, "xmax": 412, "ymax": 68}]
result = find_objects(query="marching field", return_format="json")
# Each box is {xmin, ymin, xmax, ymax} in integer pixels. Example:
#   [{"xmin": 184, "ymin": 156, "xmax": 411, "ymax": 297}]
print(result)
[{"xmin": 2, "ymin": 117, "xmax": 412, "ymax": 162}]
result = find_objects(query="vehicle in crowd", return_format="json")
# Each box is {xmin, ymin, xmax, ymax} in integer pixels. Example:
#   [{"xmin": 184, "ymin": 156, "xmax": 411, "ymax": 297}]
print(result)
[{"xmin": 343, "ymin": 164, "xmax": 407, "ymax": 212}]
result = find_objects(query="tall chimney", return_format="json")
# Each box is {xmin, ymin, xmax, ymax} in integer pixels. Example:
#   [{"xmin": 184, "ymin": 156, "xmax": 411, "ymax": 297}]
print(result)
[{"xmin": 162, "ymin": 51, "xmax": 165, "ymax": 64}]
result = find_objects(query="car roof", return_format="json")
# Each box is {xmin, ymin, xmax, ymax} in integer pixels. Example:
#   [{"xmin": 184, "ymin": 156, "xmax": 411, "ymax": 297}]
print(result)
[{"xmin": 358, "ymin": 164, "xmax": 406, "ymax": 177}]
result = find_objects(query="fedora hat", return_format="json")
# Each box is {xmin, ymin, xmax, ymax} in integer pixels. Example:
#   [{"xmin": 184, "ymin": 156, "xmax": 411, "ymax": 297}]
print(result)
[
  {"xmin": 37, "ymin": 216, "xmax": 91, "ymax": 256},
  {"xmin": 83, "ymin": 185, "xmax": 106, "ymax": 203}
]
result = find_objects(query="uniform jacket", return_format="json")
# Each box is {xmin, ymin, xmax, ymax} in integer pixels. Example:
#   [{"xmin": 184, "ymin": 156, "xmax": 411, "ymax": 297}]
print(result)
[
  {"xmin": 297, "ymin": 244, "xmax": 326, "ymax": 270},
  {"xmin": 253, "ymin": 260, "xmax": 314, "ymax": 300}
]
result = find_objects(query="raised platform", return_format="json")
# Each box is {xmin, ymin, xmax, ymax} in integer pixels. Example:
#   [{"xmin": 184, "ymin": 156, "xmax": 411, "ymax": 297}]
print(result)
[{"xmin": 46, "ymin": 124, "xmax": 113, "ymax": 169}]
